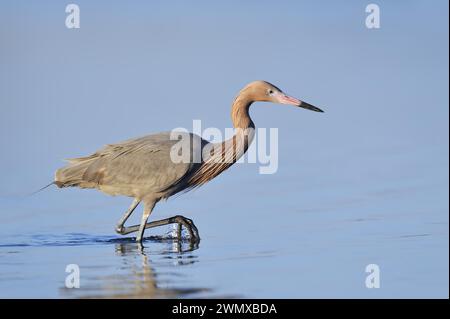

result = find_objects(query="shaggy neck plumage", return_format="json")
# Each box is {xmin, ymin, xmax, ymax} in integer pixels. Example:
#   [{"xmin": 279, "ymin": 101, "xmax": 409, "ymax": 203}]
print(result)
[{"xmin": 187, "ymin": 89, "xmax": 256, "ymax": 187}]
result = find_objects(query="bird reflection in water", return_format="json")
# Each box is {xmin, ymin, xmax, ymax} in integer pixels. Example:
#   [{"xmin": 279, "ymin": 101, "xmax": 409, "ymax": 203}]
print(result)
[{"xmin": 62, "ymin": 238, "xmax": 209, "ymax": 299}]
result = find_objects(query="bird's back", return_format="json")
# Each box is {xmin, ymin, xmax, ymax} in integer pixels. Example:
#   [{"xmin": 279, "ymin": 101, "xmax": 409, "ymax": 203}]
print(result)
[{"xmin": 55, "ymin": 132, "xmax": 204, "ymax": 200}]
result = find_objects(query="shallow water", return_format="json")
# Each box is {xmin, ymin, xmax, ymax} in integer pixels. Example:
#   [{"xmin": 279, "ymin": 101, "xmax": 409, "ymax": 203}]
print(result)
[
  {"xmin": 0, "ymin": 150, "xmax": 448, "ymax": 298},
  {"xmin": 0, "ymin": 1, "xmax": 448, "ymax": 298}
]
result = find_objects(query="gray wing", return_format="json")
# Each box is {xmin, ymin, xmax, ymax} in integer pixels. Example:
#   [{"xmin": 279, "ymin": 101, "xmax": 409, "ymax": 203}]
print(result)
[{"xmin": 55, "ymin": 131, "xmax": 204, "ymax": 198}]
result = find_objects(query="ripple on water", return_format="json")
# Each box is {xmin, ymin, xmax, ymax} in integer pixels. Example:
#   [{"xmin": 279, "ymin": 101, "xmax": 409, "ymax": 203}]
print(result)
[{"xmin": 0, "ymin": 232, "xmax": 196, "ymax": 249}]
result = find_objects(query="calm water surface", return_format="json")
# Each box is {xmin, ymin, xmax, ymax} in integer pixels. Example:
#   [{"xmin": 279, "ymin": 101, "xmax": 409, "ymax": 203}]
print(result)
[
  {"xmin": 0, "ymin": 141, "xmax": 448, "ymax": 298},
  {"xmin": 0, "ymin": 1, "xmax": 448, "ymax": 298}
]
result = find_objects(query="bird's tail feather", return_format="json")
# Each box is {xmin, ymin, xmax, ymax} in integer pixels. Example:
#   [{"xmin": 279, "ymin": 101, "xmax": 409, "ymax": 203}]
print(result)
[{"xmin": 28, "ymin": 182, "xmax": 56, "ymax": 196}]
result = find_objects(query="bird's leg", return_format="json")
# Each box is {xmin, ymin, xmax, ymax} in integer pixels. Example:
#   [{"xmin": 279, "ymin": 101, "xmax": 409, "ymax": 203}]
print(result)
[
  {"xmin": 118, "ymin": 215, "xmax": 200, "ymax": 242},
  {"xmin": 176, "ymin": 223, "xmax": 182, "ymax": 239},
  {"xmin": 115, "ymin": 198, "xmax": 140, "ymax": 234},
  {"xmin": 135, "ymin": 201, "xmax": 156, "ymax": 243},
  {"xmin": 172, "ymin": 215, "xmax": 200, "ymax": 240},
  {"xmin": 154, "ymin": 215, "xmax": 200, "ymax": 241}
]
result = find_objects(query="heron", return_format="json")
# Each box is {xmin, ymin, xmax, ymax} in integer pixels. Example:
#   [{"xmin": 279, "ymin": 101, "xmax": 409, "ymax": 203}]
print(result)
[{"xmin": 54, "ymin": 81, "xmax": 323, "ymax": 243}]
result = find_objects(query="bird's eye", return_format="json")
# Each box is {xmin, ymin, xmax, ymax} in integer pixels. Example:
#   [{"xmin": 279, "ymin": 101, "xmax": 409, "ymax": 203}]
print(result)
[{"xmin": 268, "ymin": 89, "xmax": 274, "ymax": 95}]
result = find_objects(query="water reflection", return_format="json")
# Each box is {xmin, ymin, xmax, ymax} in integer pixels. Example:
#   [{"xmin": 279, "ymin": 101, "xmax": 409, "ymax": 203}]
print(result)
[{"xmin": 61, "ymin": 239, "xmax": 209, "ymax": 299}]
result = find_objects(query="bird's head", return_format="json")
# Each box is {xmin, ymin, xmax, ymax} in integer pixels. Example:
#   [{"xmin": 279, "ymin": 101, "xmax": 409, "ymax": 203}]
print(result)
[{"xmin": 242, "ymin": 80, "xmax": 324, "ymax": 112}]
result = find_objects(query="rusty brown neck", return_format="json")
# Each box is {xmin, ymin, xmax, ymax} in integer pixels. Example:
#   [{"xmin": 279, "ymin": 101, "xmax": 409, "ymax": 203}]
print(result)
[
  {"xmin": 186, "ymin": 89, "xmax": 256, "ymax": 188},
  {"xmin": 225, "ymin": 89, "xmax": 256, "ymax": 159},
  {"xmin": 231, "ymin": 91, "xmax": 255, "ymax": 130}
]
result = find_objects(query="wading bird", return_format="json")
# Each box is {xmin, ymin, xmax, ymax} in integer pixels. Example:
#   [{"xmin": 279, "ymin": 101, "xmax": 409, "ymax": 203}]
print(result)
[{"xmin": 54, "ymin": 81, "xmax": 323, "ymax": 243}]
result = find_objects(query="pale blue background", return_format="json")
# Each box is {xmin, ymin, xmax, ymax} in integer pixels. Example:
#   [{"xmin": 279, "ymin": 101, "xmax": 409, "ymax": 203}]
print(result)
[{"xmin": 0, "ymin": 1, "xmax": 448, "ymax": 298}]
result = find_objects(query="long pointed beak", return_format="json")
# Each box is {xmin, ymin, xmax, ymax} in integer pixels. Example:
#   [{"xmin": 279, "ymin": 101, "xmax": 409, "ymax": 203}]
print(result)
[
  {"xmin": 298, "ymin": 101, "xmax": 324, "ymax": 113},
  {"xmin": 277, "ymin": 93, "xmax": 324, "ymax": 113}
]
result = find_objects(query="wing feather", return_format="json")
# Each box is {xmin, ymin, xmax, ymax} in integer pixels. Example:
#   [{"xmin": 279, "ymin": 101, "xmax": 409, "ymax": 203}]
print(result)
[{"xmin": 56, "ymin": 132, "xmax": 203, "ymax": 198}]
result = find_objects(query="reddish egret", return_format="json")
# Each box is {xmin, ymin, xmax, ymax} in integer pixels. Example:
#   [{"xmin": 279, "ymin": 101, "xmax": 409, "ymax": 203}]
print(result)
[{"xmin": 54, "ymin": 81, "xmax": 323, "ymax": 243}]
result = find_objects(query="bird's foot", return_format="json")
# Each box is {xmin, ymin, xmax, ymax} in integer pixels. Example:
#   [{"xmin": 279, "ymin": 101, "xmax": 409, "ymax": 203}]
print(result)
[{"xmin": 170, "ymin": 215, "xmax": 200, "ymax": 243}]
